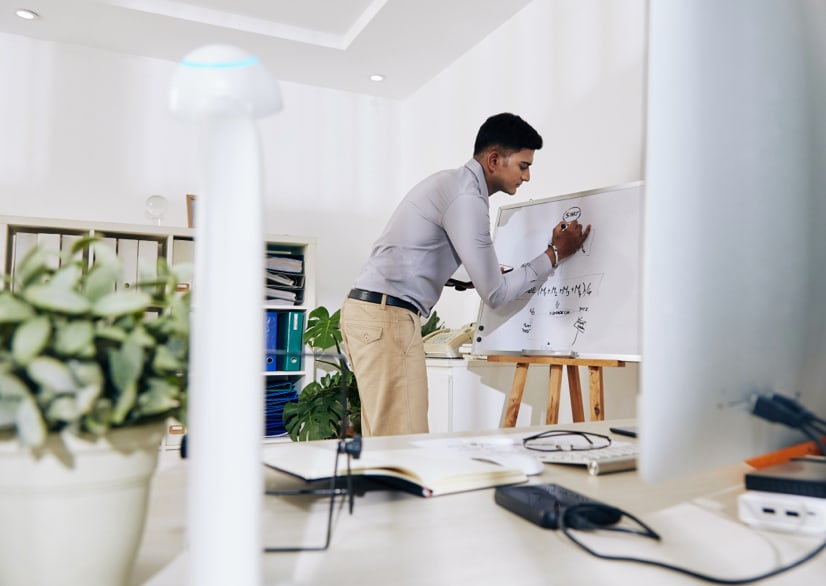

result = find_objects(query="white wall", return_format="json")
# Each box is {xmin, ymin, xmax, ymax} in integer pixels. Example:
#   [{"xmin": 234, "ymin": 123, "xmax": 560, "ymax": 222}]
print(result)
[{"xmin": 0, "ymin": 0, "xmax": 646, "ymax": 420}]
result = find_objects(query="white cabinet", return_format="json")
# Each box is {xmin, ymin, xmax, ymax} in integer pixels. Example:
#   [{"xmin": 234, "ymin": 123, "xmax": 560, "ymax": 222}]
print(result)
[
  {"xmin": 0, "ymin": 215, "xmax": 316, "ymax": 442},
  {"xmin": 426, "ymin": 358, "xmax": 533, "ymax": 433}
]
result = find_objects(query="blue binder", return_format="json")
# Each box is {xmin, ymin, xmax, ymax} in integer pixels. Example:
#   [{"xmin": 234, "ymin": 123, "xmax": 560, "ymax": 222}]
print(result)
[{"xmin": 265, "ymin": 310, "xmax": 279, "ymax": 371}]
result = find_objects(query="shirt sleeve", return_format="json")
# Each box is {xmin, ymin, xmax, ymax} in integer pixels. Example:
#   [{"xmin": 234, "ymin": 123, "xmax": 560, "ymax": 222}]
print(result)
[{"xmin": 442, "ymin": 194, "xmax": 553, "ymax": 309}]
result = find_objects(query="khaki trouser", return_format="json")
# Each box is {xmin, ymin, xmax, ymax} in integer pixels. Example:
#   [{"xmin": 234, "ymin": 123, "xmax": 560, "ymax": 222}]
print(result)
[{"xmin": 340, "ymin": 297, "xmax": 429, "ymax": 436}]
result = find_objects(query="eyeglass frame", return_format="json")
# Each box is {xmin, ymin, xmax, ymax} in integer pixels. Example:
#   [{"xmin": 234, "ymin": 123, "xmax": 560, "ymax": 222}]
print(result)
[{"xmin": 521, "ymin": 429, "xmax": 613, "ymax": 452}]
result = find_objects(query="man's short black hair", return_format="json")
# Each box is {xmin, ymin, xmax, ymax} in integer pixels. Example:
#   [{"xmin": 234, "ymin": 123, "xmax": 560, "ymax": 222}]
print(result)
[{"xmin": 473, "ymin": 113, "xmax": 543, "ymax": 155}]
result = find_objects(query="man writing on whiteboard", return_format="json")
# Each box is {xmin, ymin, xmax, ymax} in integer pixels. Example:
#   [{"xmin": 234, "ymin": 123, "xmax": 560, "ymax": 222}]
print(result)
[{"xmin": 341, "ymin": 113, "xmax": 591, "ymax": 436}]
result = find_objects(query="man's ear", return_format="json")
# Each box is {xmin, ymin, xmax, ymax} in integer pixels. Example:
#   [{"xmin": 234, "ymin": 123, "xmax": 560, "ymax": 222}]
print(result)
[{"xmin": 481, "ymin": 149, "xmax": 500, "ymax": 174}]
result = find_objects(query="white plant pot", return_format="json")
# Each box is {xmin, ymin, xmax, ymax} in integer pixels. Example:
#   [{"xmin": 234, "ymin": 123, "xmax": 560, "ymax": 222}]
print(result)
[{"xmin": 0, "ymin": 423, "xmax": 165, "ymax": 586}]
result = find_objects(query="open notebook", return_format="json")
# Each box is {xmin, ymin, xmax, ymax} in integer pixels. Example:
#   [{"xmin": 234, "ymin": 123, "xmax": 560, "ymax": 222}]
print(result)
[{"xmin": 262, "ymin": 443, "xmax": 528, "ymax": 497}]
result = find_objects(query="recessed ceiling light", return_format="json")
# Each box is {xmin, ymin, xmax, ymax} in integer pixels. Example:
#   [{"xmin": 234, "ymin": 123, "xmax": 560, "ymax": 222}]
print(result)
[
  {"xmin": 369, "ymin": 74, "xmax": 385, "ymax": 82},
  {"xmin": 15, "ymin": 9, "xmax": 39, "ymax": 20}
]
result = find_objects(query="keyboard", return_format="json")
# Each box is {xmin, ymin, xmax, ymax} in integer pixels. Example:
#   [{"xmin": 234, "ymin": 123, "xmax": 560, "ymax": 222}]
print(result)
[
  {"xmin": 534, "ymin": 442, "xmax": 638, "ymax": 475},
  {"xmin": 535, "ymin": 442, "xmax": 638, "ymax": 464}
]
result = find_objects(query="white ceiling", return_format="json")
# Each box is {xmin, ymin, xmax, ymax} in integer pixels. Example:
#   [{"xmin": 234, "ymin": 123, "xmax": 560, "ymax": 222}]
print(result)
[{"xmin": 0, "ymin": 0, "xmax": 533, "ymax": 99}]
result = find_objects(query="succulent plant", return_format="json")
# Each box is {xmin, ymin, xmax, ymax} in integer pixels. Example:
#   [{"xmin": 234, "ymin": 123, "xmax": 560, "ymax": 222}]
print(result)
[{"xmin": 0, "ymin": 237, "xmax": 191, "ymax": 448}]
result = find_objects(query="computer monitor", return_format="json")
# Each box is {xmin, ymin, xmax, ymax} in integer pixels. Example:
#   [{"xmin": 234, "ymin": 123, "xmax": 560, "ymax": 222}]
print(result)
[{"xmin": 639, "ymin": 0, "xmax": 826, "ymax": 483}]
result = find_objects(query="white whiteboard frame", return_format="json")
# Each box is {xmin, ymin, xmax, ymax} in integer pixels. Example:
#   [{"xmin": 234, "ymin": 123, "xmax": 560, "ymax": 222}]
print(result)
[{"xmin": 472, "ymin": 181, "xmax": 643, "ymax": 362}]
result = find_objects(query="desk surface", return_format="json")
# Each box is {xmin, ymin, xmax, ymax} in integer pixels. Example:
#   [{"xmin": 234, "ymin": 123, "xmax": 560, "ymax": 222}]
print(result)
[{"xmin": 132, "ymin": 420, "xmax": 826, "ymax": 585}]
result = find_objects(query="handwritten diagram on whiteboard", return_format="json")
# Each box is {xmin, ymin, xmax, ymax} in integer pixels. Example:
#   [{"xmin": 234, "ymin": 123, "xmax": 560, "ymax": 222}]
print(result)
[{"xmin": 472, "ymin": 182, "xmax": 642, "ymax": 361}]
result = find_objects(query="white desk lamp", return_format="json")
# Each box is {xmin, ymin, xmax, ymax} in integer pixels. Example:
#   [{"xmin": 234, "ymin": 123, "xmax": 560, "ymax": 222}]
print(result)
[{"xmin": 169, "ymin": 45, "xmax": 282, "ymax": 586}]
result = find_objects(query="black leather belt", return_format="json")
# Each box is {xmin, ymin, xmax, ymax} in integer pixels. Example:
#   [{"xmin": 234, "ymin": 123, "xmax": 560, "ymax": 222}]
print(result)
[{"xmin": 348, "ymin": 288, "xmax": 419, "ymax": 315}]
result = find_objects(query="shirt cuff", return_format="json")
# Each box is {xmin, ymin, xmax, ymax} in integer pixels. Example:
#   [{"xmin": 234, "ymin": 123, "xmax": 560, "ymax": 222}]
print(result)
[{"xmin": 528, "ymin": 250, "xmax": 554, "ymax": 279}]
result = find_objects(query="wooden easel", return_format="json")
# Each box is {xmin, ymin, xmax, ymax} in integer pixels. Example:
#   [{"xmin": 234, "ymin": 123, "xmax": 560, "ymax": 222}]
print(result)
[{"xmin": 486, "ymin": 355, "xmax": 626, "ymax": 427}]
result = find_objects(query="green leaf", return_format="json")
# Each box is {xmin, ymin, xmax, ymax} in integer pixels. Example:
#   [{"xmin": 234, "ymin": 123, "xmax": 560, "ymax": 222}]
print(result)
[
  {"xmin": 54, "ymin": 320, "xmax": 95, "ymax": 356},
  {"xmin": 0, "ymin": 373, "xmax": 29, "ymax": 429},
  {"xmin": 27, "ymin": 356, "xmax": 78, "ymax": 392},
  {"xmin": 46, "ymin": 395, "xmax": 80, "ymax": 423},
  {"xmin": 162, "ymin": 334, "xmax": 189, "ymax": 361},
  {"xmin": 24, "ymin": 284, "xmax": 91, "ymax": 314},
  {"xmin": 49, "ymin": 263, "xmax": 83, "ymax": 292},
  {"xmin": 303, "ymin": 306, "xmax": 341, "ymax": 351},
  {"xmin": 111, "ymin": 383, "xmax": 136, "ymax": 425},
  {"xmin": 83, "ymin": 264, "xmax": 120, "ymax": 302},
  {"xmin": 108, "ymin": 335, "xmax": 144, "ymax": 395},
  {"xmin": 92, "ymin": 290, "xmax": 152, "ymax": 317},
  {"xmin": 16, "ymin": 396, "xmax": 47, "ymax": 447},
  {"xmin": 136, "ymin": 378, "xmax": 180, "ymax": 416},
  {"xmin": 151, "ymin": 345, "xmax": 182, "ymax": 373},
  {"xmin": 14, "ymin": 247, "xmax": 54, "ymax": 289},
  {"xmin": 74, "ymin": 383, "xmax": 102, "ymax": 414},
  {"xmin": 59, "ymin": 234, "xmax": 96, "ymax": 265},
  {"xmin": 83, "ymin": 397, "xmax": 113, "ymax": 436},
  {"xmin": 67, "ymin": 360, "xmax": 104, "ymax": 388},
  {"xmin": 0, "ymin": 373, "xmax": 28, "ymax": 396},
  {"xmin": 420, "ymin": 310, "xmax": 444, "ymax": 337},
  {"xmin": 0, "ymin": 292, "xmax": 35, "ymax": 323},
  {"xmin": 91, "ymin": 241, "xmax": 120, "ymax": 269},
  {"xmin": 283, "ymin": 385, "xmax": 343, "ymax": 441},
  {"xmin": 11, "ymin": 316, "xmax": 52, "ymax": 365},
  {"xmin": 130, "ymin": 324, "xmax": 157, "ymax": 348},
  {"xmin": 95, "ymin": 324, "xmax": 128, "ymax": 343},
  {"xmin": 0, "ymin": 399, "xmax": 17, "ymax": 429}
]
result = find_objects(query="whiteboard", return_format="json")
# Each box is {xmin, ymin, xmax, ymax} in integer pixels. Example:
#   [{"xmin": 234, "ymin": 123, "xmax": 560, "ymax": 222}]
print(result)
[{"xmin": 472, "ymin": 182, "xmax": 642, "ymax": 361}]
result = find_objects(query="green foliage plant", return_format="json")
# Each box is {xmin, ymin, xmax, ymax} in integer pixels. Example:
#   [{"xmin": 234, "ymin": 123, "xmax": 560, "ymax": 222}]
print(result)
[
  {"xmin": 283, "ymin": 305, "xmax": 443, "ymax": 442},
  {"xmin": 0, "ymin": 237, "xmax": 191, "ymax": 450},
  {"xmin": 282, "ymin": 306, "xmax": 357, "ymax": 442}
]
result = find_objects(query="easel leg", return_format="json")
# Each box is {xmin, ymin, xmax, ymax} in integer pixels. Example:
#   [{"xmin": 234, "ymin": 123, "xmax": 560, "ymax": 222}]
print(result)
[
  {"xmin": 588, "ymin": 366, "xmax": 605, "ymax": 420},
  {"xmin": 566, "ymin": 366, "xmax": 585, "ymax": 422},
  {"xmin": 546, "ymin": 364, "xmax": 563, "ymax": 424},
  {"xmin": 502, "ymin": 363, "xmax": 529, "ymax": 427}
]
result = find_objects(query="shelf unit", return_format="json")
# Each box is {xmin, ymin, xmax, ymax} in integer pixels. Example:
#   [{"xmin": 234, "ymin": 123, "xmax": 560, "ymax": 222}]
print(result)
[
  {"xmin": 0, "ymin": 215, "xmax": 316, "ymax": 443},
  {"xmin": 261, "ymin": 237, "xmax": 316, "ymax": 441}
]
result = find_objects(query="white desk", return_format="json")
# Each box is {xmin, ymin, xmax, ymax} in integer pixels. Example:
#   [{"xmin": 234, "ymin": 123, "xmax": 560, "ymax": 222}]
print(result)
[{"xmin": 132, "ymin": 420, "xmax": 826, "ymax": 585}]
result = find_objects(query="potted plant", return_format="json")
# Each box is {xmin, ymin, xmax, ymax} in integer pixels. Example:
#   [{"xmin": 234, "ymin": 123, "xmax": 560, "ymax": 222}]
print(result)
[
  {"xmin": 0, "ymin": 237, "xmax": 190, "ymax": 586},
  {"xmin": 283, "ymin": 305, "xmax": 442, "ymax": 441}
]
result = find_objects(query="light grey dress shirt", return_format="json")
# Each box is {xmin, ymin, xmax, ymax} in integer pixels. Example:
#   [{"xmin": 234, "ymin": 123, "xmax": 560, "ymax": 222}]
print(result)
[{"xmin": 352, "ymin": 158, "xmax": 553, "ymax": 316}]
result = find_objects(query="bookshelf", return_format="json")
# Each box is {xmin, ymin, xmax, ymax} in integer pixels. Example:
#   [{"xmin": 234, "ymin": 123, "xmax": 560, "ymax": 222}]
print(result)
[{"xmin": 0, "ymin": 215, "xmax": 316, "ymax": 443}]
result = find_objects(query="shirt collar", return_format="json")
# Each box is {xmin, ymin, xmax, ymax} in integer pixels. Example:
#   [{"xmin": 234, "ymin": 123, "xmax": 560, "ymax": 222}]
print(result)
[{"xmin": 464, "ymin": 158, "xmax": 489, "ymax": 199}]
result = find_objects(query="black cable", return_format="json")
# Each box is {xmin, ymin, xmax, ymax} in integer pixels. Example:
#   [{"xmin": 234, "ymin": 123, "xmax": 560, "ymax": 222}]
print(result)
[
  {"xmin": 559, "ymin": 504, "xmax": 826, "ymax": 584},
  {"xmin": 807, "ymin": 420, "xmax": 826, "ymax": 438},
  {"xmin": 767, "ymin": 393, "xmax": 824, "ymax": 426},
  {"xmin": 263, "ymin": 445, "xmax": 343, "ymax": 553},
  {"xmin": 752, "ymin": 394, "xmax": 811, "ymax": 428},
  {"xmin": 800, "ymin": 423, "xmax": 826, "ymax": 457},
  {"xmin": 263, "ymin": 350, "xmax": 362, "ymax": 552},
  {"xmin": 751, "ymin": 393, "xmax": 826, "ymax": 456}
]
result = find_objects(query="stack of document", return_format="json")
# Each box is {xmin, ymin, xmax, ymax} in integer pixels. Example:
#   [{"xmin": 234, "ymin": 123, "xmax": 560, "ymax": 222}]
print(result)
[
  {"xmin": 265, "ymin": 253, "xmax": 304, "ymax": 305},
  {"xmin": 265, "ymin": 255, "xmax": 303, "ymax": 273}
]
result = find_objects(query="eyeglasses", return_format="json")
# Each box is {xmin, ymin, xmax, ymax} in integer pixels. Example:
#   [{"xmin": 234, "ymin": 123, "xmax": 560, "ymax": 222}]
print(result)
[{"xmin": 522, "ymin": 430, "xmax": 612, "ymax": 453}]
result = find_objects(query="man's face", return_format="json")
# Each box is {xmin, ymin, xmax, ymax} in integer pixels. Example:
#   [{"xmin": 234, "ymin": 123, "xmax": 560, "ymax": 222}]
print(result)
[{"xmin": 493, "ymin": 148, "xmax": 534, "ymax": 195}]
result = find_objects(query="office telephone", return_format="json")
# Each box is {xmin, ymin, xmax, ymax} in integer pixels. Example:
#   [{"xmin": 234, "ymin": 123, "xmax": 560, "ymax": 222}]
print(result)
[{"xmin": 423, "ymin": 323, "xmax": 474, "ymax": 358}]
